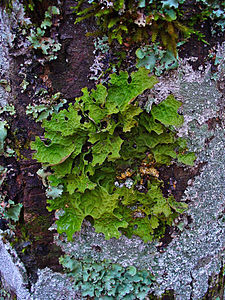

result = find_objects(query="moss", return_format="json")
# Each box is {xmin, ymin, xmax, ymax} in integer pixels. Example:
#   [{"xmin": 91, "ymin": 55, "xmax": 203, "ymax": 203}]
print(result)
[
  {"xmin": 28, "ymin": 215, "xmax": 52, "ymax": 237},
  {"xmin": 19, "ymin": 213, "xmax": 52, "ymax": 239},
  {"xmin": 203, "ymin": 263, "xmax": 225, "ymax": 300},
  {"xmin": 12, "ymin": 135, "xmax": 30, "ymax": 161}
]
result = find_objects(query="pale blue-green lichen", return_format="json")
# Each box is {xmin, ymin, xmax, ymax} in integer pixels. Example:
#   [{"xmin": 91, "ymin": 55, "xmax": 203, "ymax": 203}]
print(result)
[
  {"xmin": 54, "ymin": 50, "xmax": 225, "ymax": 299},
  {"xmin": 59, "ymin": 256, "xmax": 155, "ymax": 299},
  {"xmin": 1, "ymin": 2, "xmax": 225, "ymax": 298},
  {"xmin": 27, "ymin": 6, "xmax": 61, "ymax": 61}
]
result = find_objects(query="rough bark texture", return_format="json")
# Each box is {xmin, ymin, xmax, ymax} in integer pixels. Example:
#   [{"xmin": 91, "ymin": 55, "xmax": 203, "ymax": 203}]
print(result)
[{"xmin": 0, "ymin": 1, "xmax": 225, "ymax": 299}]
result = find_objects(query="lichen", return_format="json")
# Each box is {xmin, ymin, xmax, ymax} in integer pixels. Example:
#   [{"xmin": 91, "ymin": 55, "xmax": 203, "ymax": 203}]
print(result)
[
  {"xmin": 30, "ymin": 268, "xmax": 80, "ymax": 300},
  {"xmin": 54, "ymin": 53, "xmax": 225, "ymax": 299},
  {"xmin": 31, "ymin": 68, "xmax": 194, "ymax": 242}
]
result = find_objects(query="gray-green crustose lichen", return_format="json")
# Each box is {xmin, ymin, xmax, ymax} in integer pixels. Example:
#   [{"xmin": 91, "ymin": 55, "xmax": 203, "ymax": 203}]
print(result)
[
  {"xmin": 54, "ymin": 112, "xmax": 225, "ymax": 300},
  {"xmin": 54, "ymin": 58, "xmax": 225, "ymax": 300},
  {"xmin": 30, "ymin": 268, "xmax": 81, "ymax": 299}
]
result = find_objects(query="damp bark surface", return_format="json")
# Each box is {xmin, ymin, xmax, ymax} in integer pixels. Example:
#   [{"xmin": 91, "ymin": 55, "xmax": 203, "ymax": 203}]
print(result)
[
  {"xmin": 0, "ymin": 0, "xmax": 96, "ymax": 283},
  {"xmin": 0, "ymin": 1, "xmax": 225, "ymax": 299}
]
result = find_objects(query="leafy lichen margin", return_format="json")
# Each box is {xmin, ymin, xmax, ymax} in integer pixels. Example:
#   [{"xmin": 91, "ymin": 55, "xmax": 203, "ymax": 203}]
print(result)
[
  {"xmin": 60, "ymin": 255, "xmax": 155, "ymax": 299},
  {"xmin": 31, "ymin": 67, "xmax": 195, "ymax": 242}
]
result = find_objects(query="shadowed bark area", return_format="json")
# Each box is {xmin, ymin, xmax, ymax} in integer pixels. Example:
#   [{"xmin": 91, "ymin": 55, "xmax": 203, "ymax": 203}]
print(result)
[
  {"xmin": 0, "ymin": 0, "xmax": 96, "ymax": 282},
  {"xmin": 49, "ymin": 0, "xmax": 96, "ymax": 98},
  {"xmin": 0, "ymin": 0, "xmax": 225, "ymax": 299}
]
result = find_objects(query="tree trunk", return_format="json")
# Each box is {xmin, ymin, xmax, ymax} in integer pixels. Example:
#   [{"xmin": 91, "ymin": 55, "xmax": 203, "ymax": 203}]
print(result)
[{"xmin": 0, "ymin": 1, "xmax": 225, "ymax": 299}]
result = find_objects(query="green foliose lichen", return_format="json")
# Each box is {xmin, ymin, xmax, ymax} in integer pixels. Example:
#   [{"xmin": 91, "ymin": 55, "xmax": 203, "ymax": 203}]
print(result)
[{"xmin": 31, "ymin": 68, "xmax": 195, "ymax": 242}]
